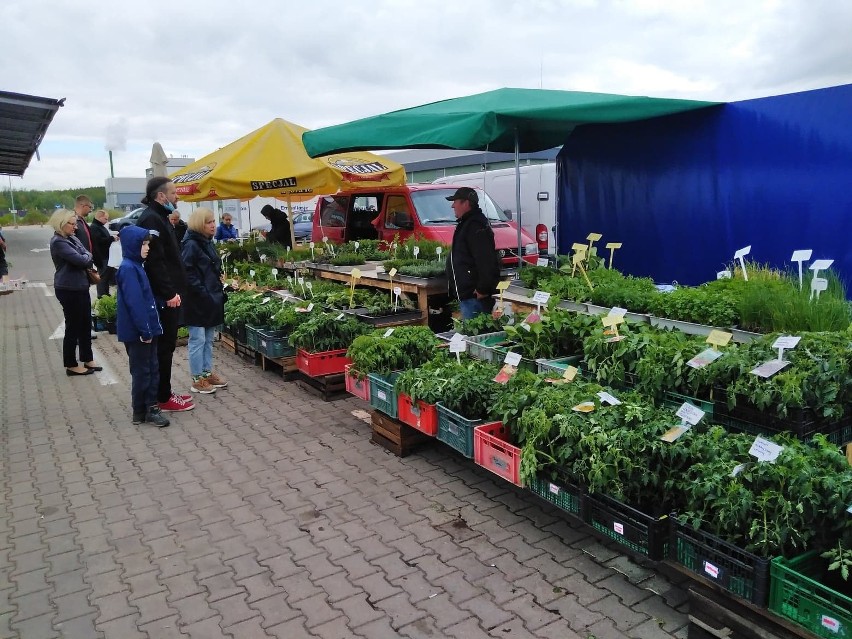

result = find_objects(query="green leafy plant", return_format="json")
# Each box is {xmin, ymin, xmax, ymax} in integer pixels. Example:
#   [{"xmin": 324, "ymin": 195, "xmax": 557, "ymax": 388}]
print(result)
[
  {"xmin": 438, "ymin": 360, "xmax": 499, "ymax": 420},
  {"xmin": 346, "ymin": 326, "xmax": 439, "ymax": 377},
  {"xmin": 330, "ymin": 253, "xmax": 366, "ymax": 266},
  {"xmin": 288, "ymin": 312, "xmax": 370, "ymax": 352},
  {"xmin": 93, "ymin": 294, "xmax": 117, "ymax": 321}
]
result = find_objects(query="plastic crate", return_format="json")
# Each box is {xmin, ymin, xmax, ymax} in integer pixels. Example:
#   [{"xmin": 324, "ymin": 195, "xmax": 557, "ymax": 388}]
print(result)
[
  {"xmin": 296, "ymin": 348, "xmax": 351, "ymax": 377},
  {"xmin": 669, "ymin": 518, "xmax": 771, "ymax": 606},
  {"xmin": 584, "ymin": 493, "xmax": 669, "ymax": 560},
  {"xmin": 397, "ymin": 393, "xmax": 439, "ymax": 436},
  {"xmin": 535, "ymin": 355, "xmax": 582, "ymax": 375},
  {"xmin": 368, "ymin": 372, "xmax": 400, "ymax": 418},
  {"xmin": 245, "ymin": 325, "xmax": 262, "ymax": 351},
  {"xmin": 465, "ymin": 331, "xmax": 508, "ymax": 363},
  {"xmin": 661, "ymin": 391, "xmax": 714, "ymax": 416},
  {"xmin": 770, "ymin": 551, "xmax": 851, "ymax": 638},
  {"xmin": 714, "ymin": 392, "xmax": 850, "ymax": 439},
  {"xmin": 228, "ymin": 323, "xmax": 248, "ymax": 344},
  {"xmin": 436, "ymin": 403, "xmax": 483, "ymax": 458},
  {"xmin": 527, "ymin": 473, "xmax": 583, "ymax": 517},
  {"xmin": 344, "ymin": 364, "xmax": 370, "ymax": 401},
  {"xmin": 256, "ymin": 327, "xmax": 295, "ymax": 359},
  {"xmin": 474, "ymin": 422, "xmax": 522, "ymax": 486}
]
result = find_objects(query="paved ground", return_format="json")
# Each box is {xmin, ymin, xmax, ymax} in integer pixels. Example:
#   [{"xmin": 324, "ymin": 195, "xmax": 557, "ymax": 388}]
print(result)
[{"xmin": 1, "ymin": 273, "xmax": 692, "ymax": 638}]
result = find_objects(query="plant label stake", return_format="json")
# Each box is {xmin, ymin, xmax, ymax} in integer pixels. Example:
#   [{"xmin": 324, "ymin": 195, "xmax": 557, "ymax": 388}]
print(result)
[
  {"xmin": 572, "ymin": 253, "xmax": 594, "ymax": 291},
  {"xmin": 536, "ymin": 257, "xmax": 549, "ymax": 267},
  {"xmin": 706, "ymin": 329, "xmax": 733, "ymax": 350},
  {"xmin": 734, "ymin": 245, "xmax": 751, "ymax": 281},
  {"xmin": 688, "ymin": 330, "xmax": 732, "ymax": 368},
  {"xmin": 271, "ymin": 267, "xmax": 278, "ymax": 281},
  {"xmin": 383, "ymin": 328, "xmax": 394, "ymax": 338},
  {"xmin": 531, "ymin": 290, "xmax": 550, "ymax": 314},
  {"xmin": 249, "ymin": 269, "xmax": 256, "ymax": 283},
  {"xmin": 297, "ymin": 276, "xmax": 305, "ymax": 297},
  {"xmin": 751, "ymin": 335, "xmax": 799, "ymax": 377},
  {"xmin": 449, "ymin": 334, "xmax": 466, "ymax": 363},
  {"xmin": 387, "ymin": 267, "xmax": 398, "ymax": 305},
  {"xmin": 336, "ymin": 312, "xmax": 345, "ymax": 320},
  {"xmin": 571, "ymin": 243, "xmax": 588, "ymax": 276},
  {"xmin": 562, "ymin": 365, "xmax": 578, "ymax": 382},
  {"xmin": 353, "ymin": 241, "xmax": 359, "ymax": 253},
  {"xmin": 349, "ymin": 268, "xmax": 362, "ymax": 309},
  {"xmin": 597, "ymin": 391, "xmax": 621, "ymax": 406},
  {"xmin": 662, "ymin": 402, "xmax": 705, "ymax": 442},
  {"xmin": 809, "ymin": 259, "xmax": 833, "ymax": 298},
  {"xmin": 259, "ymin": 253, "xmax": 267, "ymax": 264},
  {"xmin": 749, "ymin": 436, "xmax": 784, "ymax": 463},
  {"xmin": 436, "ymin": 246, "xmax": 443, "ymax": 258},
  {"xmin": 306, "ymin": 281, "xmax": 313, "ymax": 297},
  {"xmin": 285, "ymin": 246, "xmax": 290, "ymax": 261},
  {"xmin": 717, "ymin": 269, "xmax": 732, "ymax": 279},
  {"xmin": 393, "ymin": 286, "xmax": 401, "ymax": 311},
  {"xmin": 413, "ymin": 246, "xmax": 420, "ymax": 259},
  {"xmin": 309, "ymin": 241, "xmax": 315, "ymax": 260},
  {"xmin": 605, "ymin": 242, "xmax": 622, "ymax": 269},
  {"xmin": 790, "ymin": 249, "xmax": 813, "ymax": 290},
  {"xmin": 496, "ymin": 280, "xmax": 510, "ymax": 306},
  {"xmin": 495, "ymin": 351, "xmax": 521, "ymax": 384},
  {"xmin": 810, "ymin": 276, "xmax": 828, "ymax": 300},
  {"xmin": 323, "ymin": 236, "xmax": 335, "ymax": 257},
  {"xmin": 586, "ymin": 232, "xmax": 602, "ymax": 257},
  {"xmin": 602, "ymin": 313, "xmax": 624, "ymax": 342}
]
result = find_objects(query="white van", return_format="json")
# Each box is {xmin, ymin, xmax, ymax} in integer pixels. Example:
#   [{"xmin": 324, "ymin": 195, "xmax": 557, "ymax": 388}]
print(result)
[{"xmin": 433, "ymin": 163, "xmax": 557, "ymax": 254}]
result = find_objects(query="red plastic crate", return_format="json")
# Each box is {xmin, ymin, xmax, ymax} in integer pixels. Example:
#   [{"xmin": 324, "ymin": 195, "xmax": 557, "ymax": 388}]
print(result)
[
  {"xmin": 397, "ymin": 393, "xmax": 439, "ymax": 436},
  {"xmin": 474, "ymin": 421, "xmax": 522, "ymax": 486},
  {"xmin": 344, "ymin": 364, "xmax": 370, "ymax": 401},
  {"xmin": 296, "ymin": 348, "xmax": 351, "ymax": 377}
]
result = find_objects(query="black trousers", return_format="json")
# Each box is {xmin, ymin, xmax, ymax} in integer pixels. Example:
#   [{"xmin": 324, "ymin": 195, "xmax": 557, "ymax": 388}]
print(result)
[
  {"xmin": 156, "ymin": 305, "xmax": 179, "ymax": 403},
  {"xmin": 125, "ymin": 339, "xmax": 159, "ymax": 414},
  {"xmin": 55, "ymin": 288, "xmax": 93, "ymax": 368},
  {"xmin": 96, "ymin": 266, "xmax": 116, "ymax": 298}
]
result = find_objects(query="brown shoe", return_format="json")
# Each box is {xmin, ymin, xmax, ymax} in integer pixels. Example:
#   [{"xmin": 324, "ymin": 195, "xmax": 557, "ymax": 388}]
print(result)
[
  {"xmin": 190, "ymin": 377, "xmax": 216, "ymax": 394},
  {"xmin": 205, "ymin": 372, "xmax": 228, "ymax": 388}
]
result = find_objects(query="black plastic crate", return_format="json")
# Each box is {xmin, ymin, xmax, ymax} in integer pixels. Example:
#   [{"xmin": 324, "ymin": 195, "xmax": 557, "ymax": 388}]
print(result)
[
  {"xmin": 669, "ymin": 518, "xmax": 771, "ymax": 606},
  {"xmin": 583, "ymin": 493, "xmax": 668, "ymax": 560}
]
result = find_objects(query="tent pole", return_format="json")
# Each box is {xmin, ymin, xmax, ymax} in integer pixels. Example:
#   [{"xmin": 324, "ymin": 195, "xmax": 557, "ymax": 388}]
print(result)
[
  {"xmin": 287, "ymin": 196, "xmax": 296, "ymax": 248},
  {"xmin": 515, "ymin": 129, "xmax": 523, "ymax": 268}
]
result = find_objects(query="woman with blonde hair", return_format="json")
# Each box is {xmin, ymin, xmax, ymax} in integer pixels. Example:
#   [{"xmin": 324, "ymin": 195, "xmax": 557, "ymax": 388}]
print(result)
[
  {"xmin": 181, "ymin": 207, "xmax": 227, "ymax": 394},
  {"xmin": 48, "ymin": 209, "xmax": 101, "ymax": 376}
]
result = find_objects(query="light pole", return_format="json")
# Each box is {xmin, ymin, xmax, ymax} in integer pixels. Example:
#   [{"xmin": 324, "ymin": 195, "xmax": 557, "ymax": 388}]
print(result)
[{"xmin": 7, "ymin": 175, "xmax": 17, "ymax": 228}]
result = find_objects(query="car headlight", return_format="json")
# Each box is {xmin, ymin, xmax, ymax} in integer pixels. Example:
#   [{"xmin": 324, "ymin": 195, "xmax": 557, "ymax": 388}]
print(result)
[{"xmin": 524, "ymin": 243, "xmax": 538, "ymax": 255}]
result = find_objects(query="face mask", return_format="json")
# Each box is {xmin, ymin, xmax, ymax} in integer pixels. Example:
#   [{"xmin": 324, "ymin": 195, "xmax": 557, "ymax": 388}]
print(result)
[{"xmin": 163, "ymin": 201, "xmax": 175, "ymax": 212}]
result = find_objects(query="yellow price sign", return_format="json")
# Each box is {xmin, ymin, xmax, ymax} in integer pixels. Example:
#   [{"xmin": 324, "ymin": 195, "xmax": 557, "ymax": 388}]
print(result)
[
  {"xmin": 601, "ymin": 314, "xmax": 624, "ymax": 328},
  {"xmin": 586, "ymin": 232, "xmax": 602, "ymax": 242},
  {"xmin": 496, "ymin": 281, "xmax": 510, "ymax": 291},
  {"xmin": 571, "ymin": 242, "xmax": 587, "ymax": 254},
  {"xmin": 388, "ymin": 268, "xmax": 397, "ymax": 278},
  {"xmin": 605, "ymin": 242, "xmax": 622, "ymax": 269},
  {"xmin": 562, "ymin": 365, "xmax": 578, "ymax": 382},
  {"xmin": 350, "ymin": 268, "xmax": 362, "ymax": 280},
  {"xmin": 706, "ymin": 330, "xmax": 733, "ymax": 348}
]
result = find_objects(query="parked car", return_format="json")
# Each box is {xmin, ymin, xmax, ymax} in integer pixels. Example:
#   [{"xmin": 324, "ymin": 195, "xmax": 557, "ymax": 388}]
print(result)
[
  {"xmin": 312, "ymin": 184, "xmax": 538, "ymax": 266},
  {"xmin": 109, "ymin": 207, "xmax": 145, "ymax": 231}
]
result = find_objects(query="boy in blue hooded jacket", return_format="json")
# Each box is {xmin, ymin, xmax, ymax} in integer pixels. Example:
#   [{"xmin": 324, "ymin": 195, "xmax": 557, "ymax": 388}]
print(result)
[{"xmin": 116, "ymin": 226, "xmax": 169, "ymax": 427}]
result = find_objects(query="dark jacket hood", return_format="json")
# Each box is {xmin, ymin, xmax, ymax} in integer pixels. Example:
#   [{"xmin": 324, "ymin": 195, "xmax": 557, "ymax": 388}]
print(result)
[{"xmin": 120, "ymin": 225, "xmax": 150, "ymax": 263}]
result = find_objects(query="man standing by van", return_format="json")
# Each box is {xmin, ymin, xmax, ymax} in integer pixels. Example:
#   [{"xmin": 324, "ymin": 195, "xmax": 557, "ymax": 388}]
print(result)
[{"xmin": 445, "ymin": 187, "xmax": 500, "ymax": 319}]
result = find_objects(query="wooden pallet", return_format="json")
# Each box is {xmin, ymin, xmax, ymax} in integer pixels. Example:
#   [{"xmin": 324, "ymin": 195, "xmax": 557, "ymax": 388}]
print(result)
[
  {"xmin": 370, "ymin": 410, "xmax": 431, "ymax": 457},
  {"xmin": 295, "ymin": 371, "xmax": 347, "ymax": 401},
  {"xmin": 218, "ymin": 333, "xmax": 236, "ymax": 353},
  {"xmin": 260, "ymin": 354, "xmax": 299, "ymax": 380}
]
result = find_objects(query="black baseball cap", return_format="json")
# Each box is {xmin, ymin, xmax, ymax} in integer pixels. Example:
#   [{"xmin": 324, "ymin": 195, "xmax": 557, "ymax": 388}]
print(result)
[{"xmin": 445, "ymin": 187, "xmax": 479, "ymax": 205}]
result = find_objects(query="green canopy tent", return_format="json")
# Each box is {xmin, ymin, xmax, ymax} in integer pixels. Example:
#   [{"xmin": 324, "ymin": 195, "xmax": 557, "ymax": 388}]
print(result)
[{"xmin": 303, "ymin": 87, "xmax": 720, "ymax": 260}]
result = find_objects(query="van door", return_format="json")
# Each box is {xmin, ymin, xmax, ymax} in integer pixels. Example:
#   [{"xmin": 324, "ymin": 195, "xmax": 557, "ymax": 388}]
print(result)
[
  {"xmin": 379, "ymin": 194, "xmax": 415, "ymax": 244},
  {"xmin": 315, "ymin": 195, "xmax": 349, "ymax": 244}
]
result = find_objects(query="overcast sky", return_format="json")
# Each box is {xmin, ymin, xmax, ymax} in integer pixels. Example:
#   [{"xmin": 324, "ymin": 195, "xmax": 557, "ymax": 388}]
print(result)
[{"xmin": 4, "ymin": 0, "xmax": 852, "ymax": 192}]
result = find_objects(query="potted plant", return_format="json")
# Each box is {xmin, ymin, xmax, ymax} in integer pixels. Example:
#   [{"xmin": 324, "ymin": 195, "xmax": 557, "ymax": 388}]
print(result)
[
  {"xmin": 289, "ymin": 312, "xmax": 370, "ymax": 377},
  {"xmin": 93, "ymin": 295, "xmax": 118, "ymax": 334}
]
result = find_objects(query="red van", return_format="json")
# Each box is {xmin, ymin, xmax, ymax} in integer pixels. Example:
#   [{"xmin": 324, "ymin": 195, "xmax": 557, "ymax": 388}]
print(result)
[{"xmin": 311, "ymin": 184, "xmax": 538, "ymax": 265}]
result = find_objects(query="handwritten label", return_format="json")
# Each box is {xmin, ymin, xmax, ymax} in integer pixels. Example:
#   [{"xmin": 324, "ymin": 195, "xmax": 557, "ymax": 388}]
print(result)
[
  {"xmin": 532, "ymin": 291, "xmax": 551, "ymax": 304},
  {"xmin": 597, "ymin": 391, "xmax": 621, "ymax": 406},
  {"xmin": 706, "ymin": 330, "xmax": 733, "ymax": 347},
  {"xmin": 388, "ymin": 268, "xmax": 398, "ymax": 278},
  {"xmin": 562, "ymin": 366, "xmax": 578, "ymax": 382},
  {"xmin": 749, "ymin": 436, "xmax": 784, "ymax": 463},
  {"xmin": 383, "ymin": 328, "xmax": 395, "ymax": 338},
  {"xmin": 751, "ymin": 359, "xmax": 790, "ymax": 378},
  {"xmin": 536, "ymin": 258, "xmax": 549, "ymax": 267},
  {"xmin": 676, "ymin": 403, "xmax": 705, "ymax": 426},
  {"xmin": 772, "ymin": 335, "xmax": 801, "ymax": 350},
  {"xmin": 504, "ymin": 351, "xmax": 522, "ymax": 367},
  {"xmin": 687, "ymin": 348, "xmax": 723, "ymax": 369}
]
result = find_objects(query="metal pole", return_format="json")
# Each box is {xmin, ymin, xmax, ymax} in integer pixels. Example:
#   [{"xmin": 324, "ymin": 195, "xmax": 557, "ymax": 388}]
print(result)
[
  {"xmin": 515, "ymin": 129, "xmax": 522, "ymax": 267},
  {"xmin": 8, "ymin": 176, "xmax": 17, "ymax": 228}
]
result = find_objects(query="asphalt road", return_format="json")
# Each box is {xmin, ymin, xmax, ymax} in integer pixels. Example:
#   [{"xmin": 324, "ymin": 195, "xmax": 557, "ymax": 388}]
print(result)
[{"xmin": 1, "ymin": 224, "xmax": 57, "ymax": 284}]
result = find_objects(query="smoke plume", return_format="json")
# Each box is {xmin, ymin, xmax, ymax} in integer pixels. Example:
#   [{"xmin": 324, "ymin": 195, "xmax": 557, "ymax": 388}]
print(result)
[{"xmin": 104, "ymin": 119, "xmax": 128, "ymax": 152}]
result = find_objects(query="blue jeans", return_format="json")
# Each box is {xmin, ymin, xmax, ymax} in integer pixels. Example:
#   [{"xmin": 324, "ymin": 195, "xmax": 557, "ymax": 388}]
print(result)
[
  {"xmin": 188, "ymin": 326, "xmax": 216, "ymax": 377},
  {"xmin": 125, "ymin": 339, "xmax": 159, "ymax": 414},
  {"xmin": 459, "ymin": 296, "xmax": 494, "ymax": 320}
]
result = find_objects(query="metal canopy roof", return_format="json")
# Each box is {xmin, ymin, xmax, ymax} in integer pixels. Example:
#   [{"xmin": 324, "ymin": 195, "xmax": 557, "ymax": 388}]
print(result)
[{"xmin": 0, "ymin": 90, "xmax": 65, "ymax": 177}]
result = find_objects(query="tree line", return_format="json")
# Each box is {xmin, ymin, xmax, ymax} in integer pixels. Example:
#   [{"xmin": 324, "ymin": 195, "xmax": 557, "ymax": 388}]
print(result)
[{"xmin": 0, "ymin": 186, "xmax": 107, "ymax": 215}]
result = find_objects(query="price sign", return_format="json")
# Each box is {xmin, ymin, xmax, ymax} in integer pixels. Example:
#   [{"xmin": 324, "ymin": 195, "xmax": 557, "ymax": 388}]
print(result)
[
  {"xmin": 661, "ymin": 426, "xmax": 690, "ymax": 443},
  {"xmin": 388, "ymin": 268, "xmax": 397, "ymax": 278},
  {"xmin": 572, "ymin": 402, "xmax": 595, "ymax": 413},
  {"xmin": 449, "ymin": 339, "xmax": 466, "ymax": 354},
  {"xmin": 751, "ymin": 359, "xmax": 790, "ymax": 378},
  {"xmin": 749, "ymin": 436, "xmax": 784, "ymax": 463},
  {"xmin": 562, "ymin": 365, "xmax": 578, "ymax": 382},
  {"xmin": 676, "ymin": 403, "xmax": 705, "ymax": 426},
  {"xmin": 597, "ymin": 391, "xmax": 621, "ymax": 406},
  {"xmin": 309, "ymin": 242, "xmax": 315, "ymax": 249},
  {"xmin": 706, "ymin": 330, "xmax": 733, "ymax": 347},
  {"xmin": 601, "ymin": 314, "xmax": 623, "ymax": 328},
  {"xmin": 436, "ymin": 246, "xmax": 443, "ymax": 256},
  {"xmin": 536, "ymin": 257, "xmax": 549, "ymax": 267},
  {"xmin": 532, "ymin": 291, "xmax": 551, "ymax": 305},
  {"xmin": 322, "ymin": 236, "xmax": 328, "ymax": 244},
  {"xmin": 609, "ymin": 307, "xmax": 627, "ymax": 318},
  {"xmin": 350, "ymin": 268, "xmax": 362, "ymax": 280},
  {"xmin": 383, "ymin": 328, "xmax": 395, "ymax": 338},
  {"xmin": 504, "ymin": 351, "xmax": 522, "ymax": 367},
  {"xmin": 496, "ymin": 281, "xmax": 510, "ymax": 291},
  {"xmin": 393, "ymin": 286, "xmax": 402, "ymax": 296},
  {"xmin": 772, "ymin": 335, "xmax": 801, "ymax": 350},
  {"xmin": 687, "ymin": 348, "xmax": 723, "ymax": 369},
  {"xmin": 271, "ymin": 268, "xmax": 279, "ymax": 279},
  {"xmin": 413, "ymin": 246, "xmax": 420, "ymax": 257},
  {"xmin": 298, "ymin": 277, "xmax": 305, "ymax": 285}
]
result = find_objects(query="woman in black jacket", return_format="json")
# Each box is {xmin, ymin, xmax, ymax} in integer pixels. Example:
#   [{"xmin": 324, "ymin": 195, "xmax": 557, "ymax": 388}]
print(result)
[
  {"xmin": 260, "ymin": 204, "xmax": 292, "ymax": 247},
  {"xmin": 181, "ymin": 208, "xmax": 228, "ymax": 395}
]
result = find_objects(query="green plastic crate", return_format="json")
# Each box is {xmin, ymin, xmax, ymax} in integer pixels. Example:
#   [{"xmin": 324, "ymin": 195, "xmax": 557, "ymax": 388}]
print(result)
[
  {"xmin": 465, "ymin": 331, "xmax": 508, "ymax": 363},
  {"xmin": 255, "ymin": 327, "xmax": 294, "ymax": 359},
  {"xmin": 245, "ymin": 324, "xmax": 262, "ymax": 351},
  {"xmin": 770, "ymin": 551, "xmax": 851, "ymax": 638},
  {"xmin": 436, "ymin": 402, "xmax": 482, "ymax": 458},
  {"xmin": 527, "ymin": 474, "xmax": 583, "ymax": 517},
  {"xmin": 368, "ymin": 372, "xmax": 400, "ymax": 418}
]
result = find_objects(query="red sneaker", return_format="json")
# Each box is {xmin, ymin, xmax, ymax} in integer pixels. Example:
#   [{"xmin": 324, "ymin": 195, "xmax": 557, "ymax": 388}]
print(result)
[
  {"xmin": 179, "ymin": 394, "xmax": 192, "ymax": 401},
  {"xmin": 158, "ymin": 394, "xmax": 195, "ymax": 412}
]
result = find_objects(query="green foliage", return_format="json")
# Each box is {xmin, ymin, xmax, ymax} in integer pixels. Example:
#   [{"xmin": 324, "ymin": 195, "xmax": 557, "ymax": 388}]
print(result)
[
  {"xmin": 223, "ymin": 290, "xmax": 282, "ymax": 326},
  {"xmin": 346, "ymin": 326, "xmax": 439, "ymax": 377},
  {"xmin": 394, "ymin": 354, "xmax": 458, "ymax": 405},
  {"xmin": 648, "ymin": 283, "xmax": 739, "ymax": 327},
  {"xmin": 288, "ymin": 312, "xmax": 370, "ymax": 352},
  {"xmin": 329, "ymin": 253, "xmax": 366, "ymax": 266},
  {"xmin": 93, "ymin": 294, "xmax": 117, "ymax": 320},
  {"xmin": 452, "ymin": 312, "xmax": 508, "ymax": 336},
  {"xmin": 0, "ymin": 186, "xmax": 106, "ymax": 213},
  {"xmin": 504, "ymin": 307, "xmax": 600, "ymax": 361},
  {"xmin": 438, "ymin": 360, "xmax": 499, "ymax": 420},
  {"xmin": 396, "ymin": 260, "xmax": 446, "ymax": 278}
]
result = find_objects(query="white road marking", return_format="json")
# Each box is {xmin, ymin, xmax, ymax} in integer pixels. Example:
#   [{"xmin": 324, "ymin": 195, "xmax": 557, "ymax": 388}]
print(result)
[
  {"xmin": 30, "ymin": 248, "xmax": 50, "ymax": 253},
  {"xmin": 27, "ymin": 282, "xmax": 53, "ymax": 296}
]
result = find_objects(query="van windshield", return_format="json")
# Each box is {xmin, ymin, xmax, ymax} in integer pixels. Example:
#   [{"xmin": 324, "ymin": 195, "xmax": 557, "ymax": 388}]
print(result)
[{"xmin": 412, "ymin": 189, "xmax": 510, "ymax": 225}]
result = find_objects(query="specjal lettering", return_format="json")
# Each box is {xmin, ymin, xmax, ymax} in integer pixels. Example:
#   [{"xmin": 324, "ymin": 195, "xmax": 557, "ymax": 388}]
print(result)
[{"xmin": 251, "ymin": 177, "xmax": 298, "ymax": 191}]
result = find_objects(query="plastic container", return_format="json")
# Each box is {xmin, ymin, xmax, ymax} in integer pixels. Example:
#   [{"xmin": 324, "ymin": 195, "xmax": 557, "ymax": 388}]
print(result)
[
  {"xmin": 397, "ymin": 393, "xmax": 439, "ymax": 436},
  {"xmin": 344, "ymin": 364, "xmax": 370, "ymax": 401},
  {"xmin": 527, "ymin": 473, "xmax": 583, "ymax": 517},
  {"xmin": 769, "ymin": 551, "xmax": 851, "ymax": 638},
  {"xmin": 584, "ymin": 493, "xmax": 669, "ymax": 560},
  {"xmin": 296, "ymin": 348, "xmax": 351, "ymax": 377},
  {"xmin": 473, "ymin": 422, "xmax": 522, "ymax": 486},
  {"xmin": 535, "ymin": 355, "xmax": 582, "ymax": 375},
  {"xmin": 368, "ymin": 372, "xmax": 400, "ymax": 418},
  {"xmin": 465, "ymin": 331, "xmax": 508, "ymax": 363},
  {"xmin": 256, "ymin": 327, "xmax": 294, "ymax": 359},
  {"xmin": 669, "ymin": 518, "xmax": 771, "ymax": 606},
  {"xmin": 436, "ymin": 403, "xmax": 484, "ymax": 458},
  {"xmin": 246, "ymin": 324, "xmax": 262, "ymax": 351}
]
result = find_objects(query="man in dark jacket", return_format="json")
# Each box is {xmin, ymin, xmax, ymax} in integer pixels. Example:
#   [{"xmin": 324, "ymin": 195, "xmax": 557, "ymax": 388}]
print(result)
[
  {"xmin": 136, "ymin": 177, "xmax": 194, "ymax": 413},
  {"xmin": 72, "ymin": 195, "xmax": 94, "ymax": 253},
  {"xmin": 445, "ymin": 187, "xmax": 500, "ymax": 319},
  {"xmin": 90, "ymin": 209, "xmax": 117, "ymax": 298},
  {"xmin": 169, "ymin": 211, "xmax": 188, "ymax": 244}
]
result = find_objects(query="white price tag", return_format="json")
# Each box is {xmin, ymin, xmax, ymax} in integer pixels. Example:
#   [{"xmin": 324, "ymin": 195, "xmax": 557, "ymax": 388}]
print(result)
[
  {"xmin": 749, "ymin": 436, "xmax": 784, "ymax": 463},
  {"xmin": 354, "ymin": 241, "xmax": 360, "ymax": 251},
  {"xmin": 322, "ymin": 236, "xmax": 329, "ymax": 244},
  {"xmin": 377, "ymin": 390, "xmax": 387, "ymax": 401},
  {"xmin": 703, "ymin": 561, "xmax": 720, "ymax": 579},
  {"xmin": 504, "ymin": 351, "xmax": 522, "ymax": 367},
  {"xmin": 306, "ymin": 303, "xmax": 314, "ymax": 312},
  {"xmin": 298, "ymin": 277, "xmax": 305, "ymax": 285},
  {"xmin": 249, "ymin": 269, "xmax": 255, "ymax": 278},
  {"xmin": 751, "ymin": 359, "xmax": 790, "ymax": 378},
  {"xmin": 676, "ymin": 403, "xmax": 705, "ymax": 426},
  {"xmin": 271, "ymin": 268, "xmax": 278, "ymax": 276},
  {"xmin": 450, "ymin": 332, "xmax": 465, "ymax": 343},
  {"xmin": 772, "ymin": 335, "xmax": 801, "ymax": 350},
  {"xmin": 309, "ymin": 242, "xmax": 315, "ymax": 249},
  {"xmin": 532, "ymin": 291, "xmax": 551, "ymax": 305},
  {"xmin": 393, "ymin": 286, "xmax": 401, "ymax": 296},
  {"xmin": 536, "ymin": 257, "xmax": 549, "ymax": 267},
  {"xmin": 261, "ymin": 297, "xmax": 271, "ymax": 305},
  {"xmin": 449, "ymin": 340, "xmax": 466, "ymax": 353},
  {"xmin": 609, "ymin": 307, "xmax": 628, "ymax": 318},
  {"xmin": 597, "ymin": 391, "xmax": 621, "ymax": 406},
  {"xmin": 413, "ymin": 246, "xmax": 420, "ymax": 257},
  {"xmin": 383, "ymin": 328, "xmax": 395, "ymax": 338},
  {"xmin": 336, "ymin": 313, "xmax": 345, "ymax": 320},
  {"xmin": 436, "ymin": 246, "xmax": 443, "ymax": 256}
]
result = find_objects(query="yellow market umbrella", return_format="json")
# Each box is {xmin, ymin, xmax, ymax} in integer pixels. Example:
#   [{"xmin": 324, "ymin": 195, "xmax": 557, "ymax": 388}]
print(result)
[{"xmin": 170, "ymin": 118, "xmax": 406, "ymax": 203}]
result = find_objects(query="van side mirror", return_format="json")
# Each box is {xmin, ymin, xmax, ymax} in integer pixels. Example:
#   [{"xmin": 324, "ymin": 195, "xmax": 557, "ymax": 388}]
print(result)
[{"xmin": 503, "ymin": 209, "xmax": 513, "ymax": 220}]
